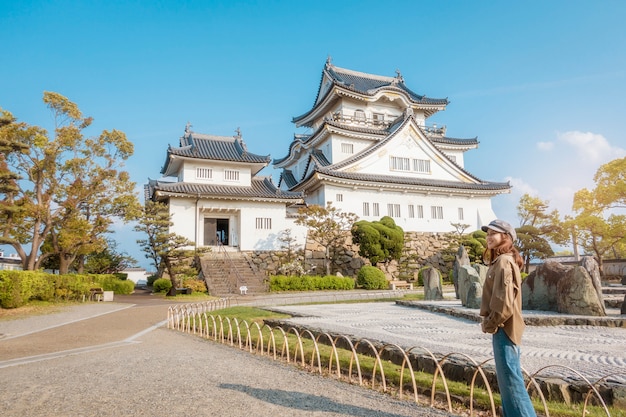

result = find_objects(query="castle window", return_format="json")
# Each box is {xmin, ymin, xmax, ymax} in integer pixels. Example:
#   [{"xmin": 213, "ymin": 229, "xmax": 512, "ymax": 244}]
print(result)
[
  {"xmin": 431, "ymin": 206, "xmax": 443, "ymax": 219},
  {"xmin": 255, "ymin": 218, "xmax": 272, "ymax": 229},
  {"xmin": 417, "ymin": 205, "xmax": 424, "ymax": 219},
  {"xmin": 224, "ymin": 169, "xmax": 240, "ymax": 181},
  {"xmin": 373, "ymin": 202, "xmax": 380, "ymax": 216},
  {"xmin": 408, "ymin": 204, "xmax": 415, "ymax": 218},
  {"xmin": 390, "ymin": 156, "xmax": 411, "ymax": 171},
  {"xmin": 458, "ymin": 207, "xmax": 464, "ymax": 220},
  {"xmin": 413, "ymin": 159, "xmax": 431, "ymax": 173},
  {"xmin": 363, "ymin": 202, "xmax": 370, "ymax": 216},
  {"xmin": 341, "ymin": 143, "xmax": 354, "ymax": 154},
  {"xmin": 196, "ymin": 167, "xmax": 212, "ymax": 180},
  {"xmin": 336, "ymin": 193, "xmax": 343, "ymax": 202},
  {"xmin": 354, "ymin": 109, "xmax": 366, "ymax": 123},
  {"xmin": 373, "ymin": 113, "xmax": 384, "ymax": 125},
  {"xmin": 387, "ymin": 204, "xmax": 401, "ymax": 217}
]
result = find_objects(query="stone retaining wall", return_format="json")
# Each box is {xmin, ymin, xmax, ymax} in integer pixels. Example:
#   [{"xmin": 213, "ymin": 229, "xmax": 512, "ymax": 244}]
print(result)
[{"xmin": 244, "ymin": 231, "xmax": 457, "ymax": 280}]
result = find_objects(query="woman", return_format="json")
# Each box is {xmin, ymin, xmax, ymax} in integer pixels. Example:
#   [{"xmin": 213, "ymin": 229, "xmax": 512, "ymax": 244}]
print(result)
[{"xmin": 480, "ymin": 219, "xmax": 536, "ymax": 417}]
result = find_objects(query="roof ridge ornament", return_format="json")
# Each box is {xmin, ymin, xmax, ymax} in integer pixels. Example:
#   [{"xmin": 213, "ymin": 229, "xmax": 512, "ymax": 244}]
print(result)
[
  {"xmin": 395, "ymin": 69, "xmax": 404, "ymax": 83},
  {"xmin": 185, "ymin": 121, "xmax": 192, "ymax": 134}
]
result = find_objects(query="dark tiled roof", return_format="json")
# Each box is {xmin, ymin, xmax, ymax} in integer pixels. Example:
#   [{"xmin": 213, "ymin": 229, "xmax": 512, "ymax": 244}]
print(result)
[
  {"xmin": 324, "ymin": 65, "xmax": 448, "ymax": 106},
  {"xmin": 273, "ymin": 120, "xmax": 387, "ymax": 166},
  {"xmin": 313, "ymin": 166, "xmax": 511, "ymax": 192},
  {"xmin": 279, "ymin": 170, "xmax": 298, "ymax": 189},
  {"xmin": 153, "ymin": 177, "xmax": 304, "ymax": 200},
  {"xmin": 169, "ymin": 132, "xmax": 271, "ymax": 164},
  {"xmin": 429, "ymin": 136, "xmax": 479, "ymax": 146}
]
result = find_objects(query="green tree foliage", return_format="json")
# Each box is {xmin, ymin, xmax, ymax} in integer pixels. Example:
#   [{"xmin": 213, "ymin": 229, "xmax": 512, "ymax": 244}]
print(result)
[
  {"xmin": 567, "ymin": 187, "xmax": 626, "ymax": 275},
  {"xmin": 457, "ymin": 230, "xmax": 488, "ymax": 264},
  {"xmin": 135, "ymin": 200, "xmax": 206, "ymax": 294},
  {"xmin": 351, "ymin": 216, "xmax": 404, "ymax": 265},
  {"xmin": 592, "ymin": 157, "xmax": 626, "ymax": 210},
  {"xmin": 0, "ymin": 93, "xmax": 139, "ymax": 273},
  {"xmin": 83, "ymin": 239, "xmax": 138, "ymax": 274},
  {"xmin": 516, "ymin": 194, "xmax": 558, "ymax": 272},
  {"xmin": 295, "ymin": 203, "xmax": 358, "ymax": 275}
]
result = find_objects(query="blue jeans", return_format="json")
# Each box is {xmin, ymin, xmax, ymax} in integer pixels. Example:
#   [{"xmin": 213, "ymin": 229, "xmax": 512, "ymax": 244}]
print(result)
[{"xmin": 492, "ymin": 329, "xmax": 536, "ymax": 417}]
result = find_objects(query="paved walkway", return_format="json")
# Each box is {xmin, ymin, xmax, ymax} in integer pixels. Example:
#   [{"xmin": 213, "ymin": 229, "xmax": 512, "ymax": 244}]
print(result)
[{"xmin": 0, "ymin": 290, "xmax": 454, "ymax": 417}]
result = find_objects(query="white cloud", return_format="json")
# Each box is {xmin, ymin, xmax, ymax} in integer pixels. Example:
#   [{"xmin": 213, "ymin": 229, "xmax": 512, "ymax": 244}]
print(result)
[
  {"xmin": 506, "ymin": 176, "xmax": 538, "ymax": 199},
  {"xmin": 557, "ymin": 131, "xmax": 625, "ymax": 164},
  {"xmin": 536, "ymin": 141, "xmax": 554, "ymax": 151}
]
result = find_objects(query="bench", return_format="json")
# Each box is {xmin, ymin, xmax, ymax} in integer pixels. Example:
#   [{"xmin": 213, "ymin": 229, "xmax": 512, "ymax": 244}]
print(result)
[
  {"xmin": 389, "ymin": 280, "xmax": 413, "ymax": 290},
  {"xmin": 239, "ymin": 285, "xmax": 248, "ymax": 295},
  {"xmin": 175, "ymin": 288, "xmax": 192, "ymax": 295},
  {"xmin": 89, "ymin": 288, "xmax": 104, "ymax": 302}
]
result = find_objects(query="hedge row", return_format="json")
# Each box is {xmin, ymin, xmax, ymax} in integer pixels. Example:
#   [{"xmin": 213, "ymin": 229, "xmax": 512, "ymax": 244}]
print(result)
[
  {"xmin": 0, "ymin": 270, "xmax": 135, "ymax": 309},
  {"xmin": 269, "ymin": 275, "xmax": 355, "ymax": 292}
]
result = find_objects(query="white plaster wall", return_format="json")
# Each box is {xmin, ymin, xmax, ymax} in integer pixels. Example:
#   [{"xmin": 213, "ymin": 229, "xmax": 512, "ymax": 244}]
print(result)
[
  {"xmin": 181, "ymin": 160, "xmax": 252, "ymax": 186},
  {"xmin": 169, "ymin": 197, "xmax": 308, "ymax": 251},
  {"xmin": 238, "ymin": 202, "xmax": 308, "ymax": 250},
  {"xmin": 169, "ymin": 198, "xmax": 198, "ymax": 243},
  {"xmin": 322, "ymin": 184, "xmax": 497, "ymax": 233}
]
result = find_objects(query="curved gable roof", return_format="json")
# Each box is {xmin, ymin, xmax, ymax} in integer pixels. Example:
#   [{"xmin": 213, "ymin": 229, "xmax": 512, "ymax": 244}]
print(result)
[
  {"xmin": 162, "ymin": 130, "xmax": 271, "ymax": 175},
  {"xmin": 293, "ymin": 60, "xmax": 449, "ymax": 125}
]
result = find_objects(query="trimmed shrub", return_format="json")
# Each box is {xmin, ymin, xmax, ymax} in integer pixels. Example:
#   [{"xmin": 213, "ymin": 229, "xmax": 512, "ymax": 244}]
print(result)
[
  {"xmin": 92, "ymin": 274, "xmax": 135, "ymax": 294},
  {"xmin": 153, "ymin": 278, "xmax": 172, "ymax": 293},
  {"xmin": 356, "ymin": 266, "xmax": 388, "ymax": 290},
  {"xmin": 268, "ymin": 275, "xmax": 355, "ymax": 292}
]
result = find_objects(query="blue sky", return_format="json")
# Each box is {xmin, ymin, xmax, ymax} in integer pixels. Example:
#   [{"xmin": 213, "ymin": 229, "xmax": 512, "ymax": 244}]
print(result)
[{"xmin": 2, "ymin": 1, "xmax": 625, "ymax": 270}]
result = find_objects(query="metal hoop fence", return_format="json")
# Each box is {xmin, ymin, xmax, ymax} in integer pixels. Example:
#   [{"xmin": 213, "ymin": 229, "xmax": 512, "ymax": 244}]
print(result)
[{"xmin": 167, "ymin": 301, "xmax": 621, "ymax": 417}]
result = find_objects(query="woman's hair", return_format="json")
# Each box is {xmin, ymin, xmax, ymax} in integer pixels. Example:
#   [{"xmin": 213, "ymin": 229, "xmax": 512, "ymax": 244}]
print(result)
[{"xmin": 483, "ymin": 233, "xmax": 523, "ymax": 268}]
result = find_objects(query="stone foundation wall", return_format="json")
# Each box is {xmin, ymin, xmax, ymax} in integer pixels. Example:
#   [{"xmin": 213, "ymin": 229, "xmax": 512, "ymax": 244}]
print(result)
[{"xmin": 245, "ymin": 231, "xmax": 457, "ymax": 280}]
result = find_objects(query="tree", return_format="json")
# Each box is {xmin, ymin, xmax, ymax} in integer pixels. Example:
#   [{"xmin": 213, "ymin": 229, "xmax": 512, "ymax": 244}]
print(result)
[
  {"xmin": 592, "ymin": 157, "xmax": 626, "ymax": 210},
  {"xmin": 295, "ymin": 203, "xmax": 358, "ymax": 275},
  {"xmin": 135, "ymin": 200, "xmax": 203, "ymax": 294},
  {"xmin": 0, "ymin": 93, "xmax": 139, "ymax": 272},
  {"xmin": 568, "ymin": 188, "xmax": 626, "ymax": 276},
  {"xmin": 83, "ymin": 239, "xmax": 138, "ymax": 274},
  {"xmin": 515, "ymin": 194, "xmax": 559, "ymax": 272},
  {"xmin": 351, "ymin": 216, "xmax": 403, "ymax": 265}
]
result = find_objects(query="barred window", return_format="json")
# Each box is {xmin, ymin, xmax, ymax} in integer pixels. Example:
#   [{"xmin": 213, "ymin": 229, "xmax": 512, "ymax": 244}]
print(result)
[
  {"xmin": 336, "ymin": 193, "xmax": 343, "ymax": 202},
  {"xmin": 431, "ymin": 206, "xmax": 443, "ymax": 219},
  {"xmin": 417, "ymin": 205, "xmax": 424, "ymax": 219},
  {"xmin": 458, "ymin": 207, "xmax": 464, "ymax": 221},
  {"xmin": 363, "ymin": 202, "xmax": 370, "ymax": 216},
  {"xmin": 413, "ymin": 159, "xmax": 431, "ymax": 173},
  {"xmin": 373, "ymin": 202, "xmax": 379, "ymax": 217},
  {"xmin": 341, "ymin": 143, "xmax": 354, "ymax": 154},
  {"xmin": 255, "ymin": 218, "xmax": 272, "ymax": 229},
  {"xmin": 196, "ymin": 167, "xmax": 212, "ymax": 180},
  {"xmin": 387, "ymin": 204, "xmax": 401, "ymax": 217},
  {"xmin": 390, "ymin": 156, "xmax": 411, "ymax": 171},
  {"xmin": 224, "ymin": 169, "xmax": 240, "ymax": 181},
  {"xmin": 408, "ymin": 204, "xmax": 415, "ymax": 218}
]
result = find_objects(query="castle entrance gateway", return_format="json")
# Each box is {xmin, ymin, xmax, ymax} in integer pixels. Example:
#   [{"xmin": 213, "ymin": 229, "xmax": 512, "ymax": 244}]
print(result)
[{"xmin": 200, "ymin": 208, "xmax": 240, "ymax": 248}]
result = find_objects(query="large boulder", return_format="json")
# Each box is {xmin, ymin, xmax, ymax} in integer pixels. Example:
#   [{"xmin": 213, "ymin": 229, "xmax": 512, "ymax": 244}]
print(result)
[
  {"xmin": 523, "ymin": 259, "xmax": 606, "ymax": 316},
  {"xmin": 458, "ymin": 264, "xmax": 485, "ymax": 308},
  {"xmin": 453, "ymin": 245, "xmax": 471, "ymax": 299},
  {"xmin": 580, "ymin": 256, "xmax": 606, "ymax": 315},
  {"xmin": 422, "ymin": 266, "xmax": 443, "ymax": 300}
]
